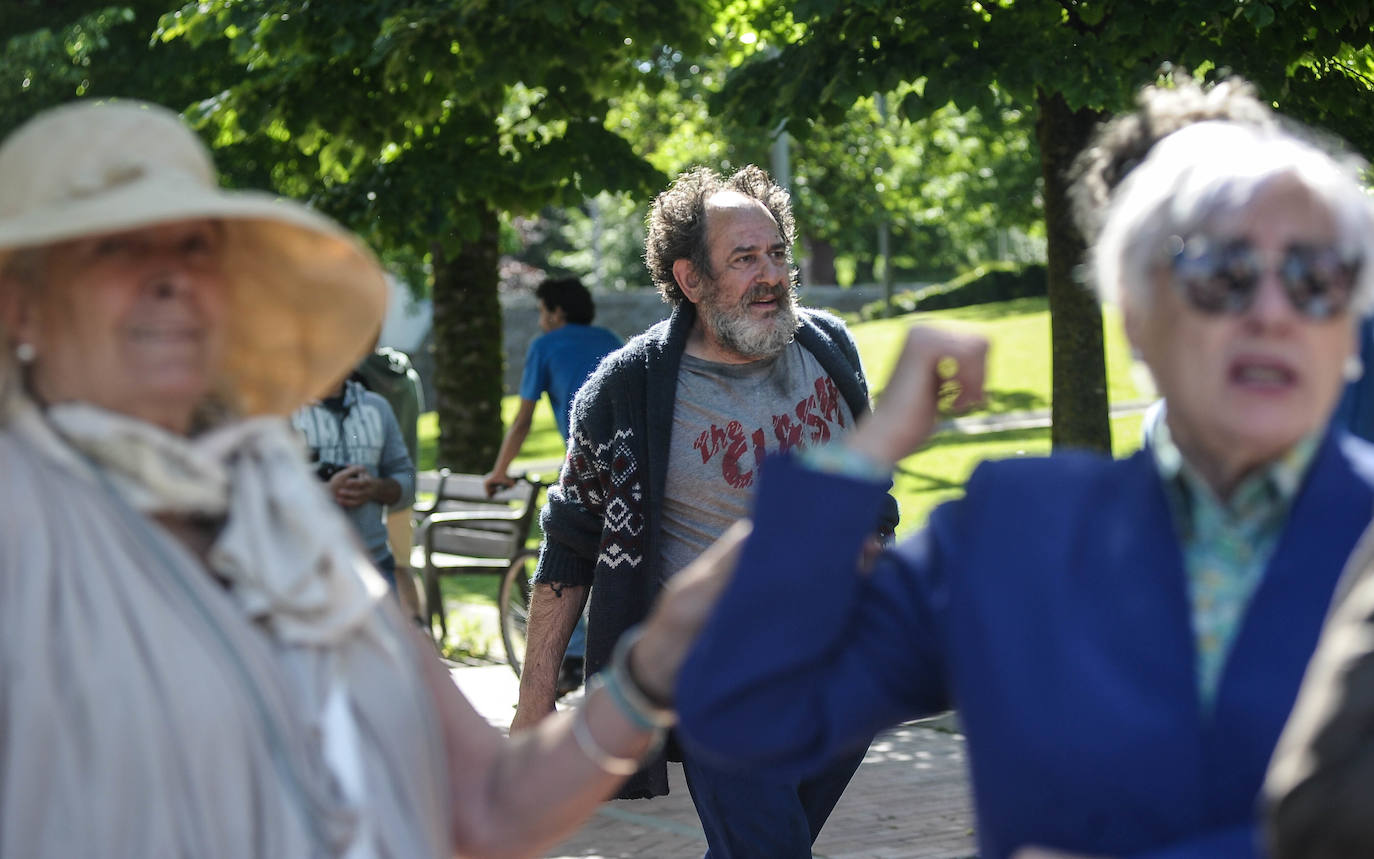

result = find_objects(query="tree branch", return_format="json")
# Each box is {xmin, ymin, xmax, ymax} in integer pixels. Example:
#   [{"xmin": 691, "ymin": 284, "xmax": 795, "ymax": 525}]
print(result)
[
  {"xmin": 1054, "ymin": 0, "xmax": 1109, "ymax": 36},
  {"xmin": 1328, "ymin": 56, "xmax": 1374, "ymax": 91}
]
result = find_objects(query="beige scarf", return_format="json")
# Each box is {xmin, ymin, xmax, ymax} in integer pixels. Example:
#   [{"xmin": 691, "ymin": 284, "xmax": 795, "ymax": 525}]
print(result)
[
  {"xmin": 0, "ymin": 391, "xmax": 453, "ymax": 858},
  {"xmin": 13, "ymin": 396, "xmax": 389, "ymax": 646}
]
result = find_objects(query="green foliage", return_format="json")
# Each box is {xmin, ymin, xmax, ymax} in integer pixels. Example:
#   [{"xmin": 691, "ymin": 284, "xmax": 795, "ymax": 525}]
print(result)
[
  {"xmin": 856, "ymin": 262, "xmax": 1047, "ymax": 320},
  {"xmin": 718, "ymin": 1, "xmax": 1374, "ymax": 172},
  {"xmin": 784, "ymin": 87, "xmax": 1044, "ymax": 281},
  {"xmin": 556, "ymin": 62, "xmax": 1046, "ymax": 292},
  {"xmin": 0, "ymin": 0, "xmax": 723, "ymax": 471},
  {"xmin": 150, "ymin": 0, "xmax": 716, "ymax": 256},
  {"xmin": 540, "ymin": 192, "xmax": 655, "ymax": 292},
  {"xmin": 714, "ymin": 0, "xmax": 1374, "ymax": 452},
  {"xmin": 0, "ymin": 2, "xmax": 227, "ymax": 138}
]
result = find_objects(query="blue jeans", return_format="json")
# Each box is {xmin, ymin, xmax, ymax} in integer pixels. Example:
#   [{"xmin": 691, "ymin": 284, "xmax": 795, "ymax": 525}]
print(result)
[
  {"xmin": 680, "ymin": 744, "xmax": 867, "ymax": 858},
  {"xmin": 566, "ymin": 611, "xmax": 588, "ymax": 660}
]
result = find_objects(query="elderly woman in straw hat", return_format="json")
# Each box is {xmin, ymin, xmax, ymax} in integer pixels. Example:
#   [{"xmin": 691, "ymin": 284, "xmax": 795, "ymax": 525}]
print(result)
[
  {"xmin": 667, "ymin": 79, "xmax": 1374, "ymax": 858},
  {"xmin": 0, "ymin": 99, "xmax": 703, "ymax": 858}
]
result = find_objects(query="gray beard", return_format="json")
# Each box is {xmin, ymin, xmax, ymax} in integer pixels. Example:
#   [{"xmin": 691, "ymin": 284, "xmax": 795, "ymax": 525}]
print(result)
[{"xmin": 701, "ymin": 286, "xmax": 801, "ymax": 360}]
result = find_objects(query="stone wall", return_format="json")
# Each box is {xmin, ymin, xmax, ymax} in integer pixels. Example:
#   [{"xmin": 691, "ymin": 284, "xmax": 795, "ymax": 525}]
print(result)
[
  {"xmin": 497, "ymin": 282, "xmax": 925, "ymax": 393},
  {"xmin": 392, "ymin": 282, "xmax": 932, "ymax": 401}
]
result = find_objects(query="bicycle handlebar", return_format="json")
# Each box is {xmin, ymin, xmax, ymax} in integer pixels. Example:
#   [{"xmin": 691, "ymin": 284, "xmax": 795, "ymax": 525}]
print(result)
[{"xmin": 508, "ymin": 471, "xmax": 556, "ymax": 490}]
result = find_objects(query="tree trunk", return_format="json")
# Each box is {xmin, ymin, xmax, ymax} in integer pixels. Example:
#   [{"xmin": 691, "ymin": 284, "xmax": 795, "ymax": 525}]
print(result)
[
  {"xmin": 431, "ymin": 203, "xmax": 505, "ymax": 471},
  {"xmin": 804, "ymin": 235, "xmax": 838, "ymax": 286},
  {"xmin": 1036, "ymin": 89, "xmax": 1111, "ymax": 453}
]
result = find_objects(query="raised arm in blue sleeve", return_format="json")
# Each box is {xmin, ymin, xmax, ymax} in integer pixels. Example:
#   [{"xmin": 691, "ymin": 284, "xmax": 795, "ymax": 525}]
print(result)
[{"xmin": 675, "ymin": 452, "xmax": 951, "ymax": 781}]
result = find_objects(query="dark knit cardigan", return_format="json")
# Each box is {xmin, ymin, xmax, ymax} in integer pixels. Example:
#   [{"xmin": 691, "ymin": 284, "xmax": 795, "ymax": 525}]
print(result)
[{"xmin": 535, "ymin": 301, "xmax": 899, "ymax": 799}]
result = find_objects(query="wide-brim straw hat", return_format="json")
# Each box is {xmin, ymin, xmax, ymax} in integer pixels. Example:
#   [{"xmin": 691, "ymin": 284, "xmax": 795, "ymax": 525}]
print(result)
[{"xmin": 0, "ymin": 98, "xmax": 388, "ymax": 416}]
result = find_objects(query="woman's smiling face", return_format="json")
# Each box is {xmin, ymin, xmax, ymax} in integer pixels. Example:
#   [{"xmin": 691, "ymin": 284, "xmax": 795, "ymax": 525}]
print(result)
[{"xmin": 11, "ymin": 218, "xmax": 228, "ymax": 434}]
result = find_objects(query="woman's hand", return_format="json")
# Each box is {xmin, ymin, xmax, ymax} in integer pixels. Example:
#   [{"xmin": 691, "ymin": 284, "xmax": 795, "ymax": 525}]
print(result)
[
  {"xmin": 846, "ymin": 325, "xmax": 988, "ymax": 469},
  {"xmin": 629, "ymin": 520, "xmax": 753, "ymax": 704}
]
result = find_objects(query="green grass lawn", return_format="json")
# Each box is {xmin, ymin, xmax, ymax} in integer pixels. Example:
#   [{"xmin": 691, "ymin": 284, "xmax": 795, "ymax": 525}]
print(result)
[
  {"xmin": 420, "ymin": 296, "xmax": 1156, "ymax": 636},
  {"xmin": 891, "ymin": 412, "xmax": 1146, "ymax": 532},
  {"xmin": 851, "ymin": 296, "xmax": 1148, "ymax": 414},
  {"xmin": 853, "ymin": 296, "xmax": 1152, "ymax": 534}
]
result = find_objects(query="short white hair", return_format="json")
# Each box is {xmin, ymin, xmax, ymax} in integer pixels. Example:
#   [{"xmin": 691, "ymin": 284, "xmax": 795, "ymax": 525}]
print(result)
[{"xmin": 1091, "ymin": 120, "xmax": 1374, "ymax": 318}]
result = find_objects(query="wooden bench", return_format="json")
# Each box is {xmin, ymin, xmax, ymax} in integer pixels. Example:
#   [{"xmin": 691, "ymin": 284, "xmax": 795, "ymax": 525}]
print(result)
[{"xmin": 412, "ymin": 469, "xmax": 548, "ymax": 672}]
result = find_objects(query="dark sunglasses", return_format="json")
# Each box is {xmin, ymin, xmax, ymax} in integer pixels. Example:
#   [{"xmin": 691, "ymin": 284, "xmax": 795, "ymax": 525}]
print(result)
[{"xmin": 1167, "ymin": 235, "xmax": 1362, "ymax": 320}]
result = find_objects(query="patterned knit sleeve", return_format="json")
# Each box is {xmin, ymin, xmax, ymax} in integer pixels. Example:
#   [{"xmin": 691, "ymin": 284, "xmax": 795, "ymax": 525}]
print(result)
[{"xmin": 533, "ymin": 371, "xmax": 618, "ymax": 590}]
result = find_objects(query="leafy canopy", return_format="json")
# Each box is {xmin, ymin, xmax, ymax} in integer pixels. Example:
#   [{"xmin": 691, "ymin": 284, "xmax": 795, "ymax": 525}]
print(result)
[{"xmin": 152, "ymin": 0, "xmax": 717, "ymax": 265}]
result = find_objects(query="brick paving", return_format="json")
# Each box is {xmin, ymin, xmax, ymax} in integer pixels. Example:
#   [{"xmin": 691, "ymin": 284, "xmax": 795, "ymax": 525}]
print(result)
[{"xmin": 450, "ymin": 663, "xmax": 977, "ymax": 859}]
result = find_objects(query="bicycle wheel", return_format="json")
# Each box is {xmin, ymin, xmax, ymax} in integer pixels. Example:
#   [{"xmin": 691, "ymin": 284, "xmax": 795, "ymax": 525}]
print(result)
[{"xmin": 499, "ymin": 549, "xmax": 538, "ymax": 678}]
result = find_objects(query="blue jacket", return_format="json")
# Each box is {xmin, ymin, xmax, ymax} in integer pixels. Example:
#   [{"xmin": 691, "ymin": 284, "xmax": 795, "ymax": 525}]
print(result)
[{"xmin": 677, "ymin": 432, "xmax": 1374, "ymax": 858}]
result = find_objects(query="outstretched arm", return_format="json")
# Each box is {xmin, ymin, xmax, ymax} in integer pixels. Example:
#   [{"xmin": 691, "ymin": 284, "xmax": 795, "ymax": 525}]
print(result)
[
  {"xmin": 419, "ymin": 524, "xmax": 747, "ymax": 858},
  {"xmin": 483, "ymin": 398, "xmax": 538, "ymax": 497},
  {"xmin": 415, "ymin": 627, "xmax": 657, "ymax": 859}
]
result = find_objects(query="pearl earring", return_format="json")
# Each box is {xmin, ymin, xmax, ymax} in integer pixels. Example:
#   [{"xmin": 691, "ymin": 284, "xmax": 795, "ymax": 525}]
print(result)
[
  {"xmin": 1345, "ymin": 354, "xmax": 1365, "ymax": 383},
  {"xmin": 14, "ymin": 342, "xmax": 35, "ymax": 364}
]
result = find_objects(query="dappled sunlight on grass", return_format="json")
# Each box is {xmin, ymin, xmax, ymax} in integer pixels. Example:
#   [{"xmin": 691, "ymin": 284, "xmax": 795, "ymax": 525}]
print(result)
[
  {"xmin": 892, "ymin": 412, "xmax": 1146, "ymax": 537},
  {"xmin": 850, "ymin": 296, "xmax": 1147, "ymax": 416},
  {"xmin": 849, "ymin": 299, "xmax": 1153, "ymax": 535}
]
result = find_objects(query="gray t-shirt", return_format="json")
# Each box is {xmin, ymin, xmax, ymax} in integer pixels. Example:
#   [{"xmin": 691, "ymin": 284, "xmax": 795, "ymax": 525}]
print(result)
[{"xmin": 660, "ymin": 341, "xmax": 856, "ymax": 581}]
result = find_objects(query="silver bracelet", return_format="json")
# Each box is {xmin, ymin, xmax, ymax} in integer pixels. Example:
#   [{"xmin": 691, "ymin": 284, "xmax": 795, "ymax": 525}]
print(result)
[
  {"xmin": 571, "ymin": 703, "xmax": 643, "ymax": 776},
  {"xmin": 607, "ymin": 625, "xmax": 677, "ymax": 728}
]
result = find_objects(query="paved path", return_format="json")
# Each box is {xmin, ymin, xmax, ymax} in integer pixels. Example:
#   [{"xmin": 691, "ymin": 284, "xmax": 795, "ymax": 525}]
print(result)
[
  {"xmin": 438, "ymin": 401, "xmax": 1158, "ymax": 854},
  {"xmin": 449, "ymin": 663, "xmax": 978, "ymax": 859}
]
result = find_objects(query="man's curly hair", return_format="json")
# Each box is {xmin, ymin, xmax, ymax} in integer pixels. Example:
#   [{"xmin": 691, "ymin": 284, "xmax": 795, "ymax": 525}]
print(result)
[
  {"xmin": 1069, "ymin": 69, "xmax": 1278, "ymax": 243},
  {"xmin": 643, "ymin": 164, "xmax": 796, "ymax": 306}
]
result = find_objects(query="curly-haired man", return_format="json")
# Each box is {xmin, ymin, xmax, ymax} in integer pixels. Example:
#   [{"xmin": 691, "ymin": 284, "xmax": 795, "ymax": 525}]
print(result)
[{"xmin": 510, "ymin": 163, "xmax": 898, "ymax": 857}]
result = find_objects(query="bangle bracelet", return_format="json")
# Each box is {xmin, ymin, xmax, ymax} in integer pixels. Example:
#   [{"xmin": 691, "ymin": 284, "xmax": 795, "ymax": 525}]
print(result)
[
  {"xmin": 595, "ymin": 669, "xmax": 657, "ymax": 732},
  {"xmin": 571, "ymin": 704, "xmax": 643, "ymax": 776},
  {"xmin": 609, "ymin": 626, "xmax": 677, "ymax": 727}
]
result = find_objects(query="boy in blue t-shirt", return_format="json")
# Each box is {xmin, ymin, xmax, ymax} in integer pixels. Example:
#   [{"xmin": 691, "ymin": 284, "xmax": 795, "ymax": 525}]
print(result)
[
  {"xmin": 484, "ymin": 277, "xmax": 623, "ymax": 487},
  {"xmin": 483, "ymin": 276, "xmax": 622, "ymax": 694}
]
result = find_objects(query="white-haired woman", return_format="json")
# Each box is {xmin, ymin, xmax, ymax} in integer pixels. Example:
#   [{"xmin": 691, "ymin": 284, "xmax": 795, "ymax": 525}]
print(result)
[
  {"xmin": 664, "ymin": 86, "xmax": 1374, "ymax": 858},
  {"xmin": 0, "ymin": 99, "xmax": 695, "ymax": 858}
]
